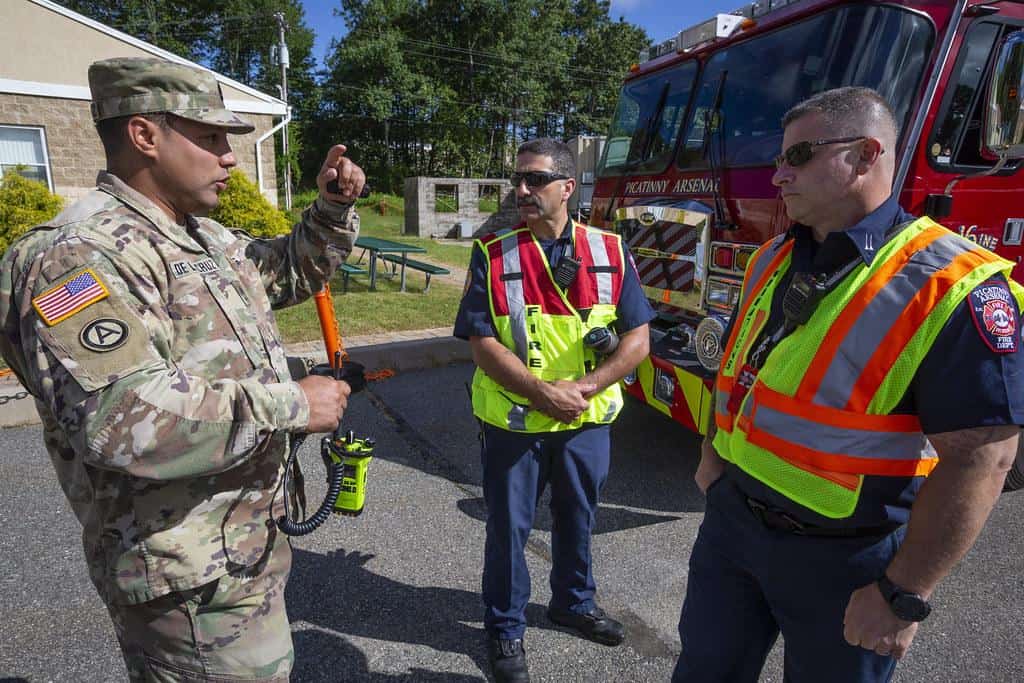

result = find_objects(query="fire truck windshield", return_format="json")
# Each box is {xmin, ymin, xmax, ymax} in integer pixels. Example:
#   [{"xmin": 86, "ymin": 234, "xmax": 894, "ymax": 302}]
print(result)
[
  {"xmin": 680, "ymin": 4, "xmax": 933, "ymax": 169},
  {"xmin": 597, "ymin": 62, "xmax": 697, "ymax": 177},
  {"xmin": 600, "ymin": 4, "xmax": 934, "ymax": 179}
]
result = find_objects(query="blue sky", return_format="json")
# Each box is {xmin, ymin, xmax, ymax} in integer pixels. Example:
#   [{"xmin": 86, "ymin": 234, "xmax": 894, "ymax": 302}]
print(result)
[{"xmin": 299, "ymin": 0, "xmax": 739, "ymax": 69}]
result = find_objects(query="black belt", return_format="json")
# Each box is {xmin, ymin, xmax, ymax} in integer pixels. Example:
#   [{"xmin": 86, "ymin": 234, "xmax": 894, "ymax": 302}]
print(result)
[{"xmin": 744, "ymin": 496, "xmax": 901, "ymax": 538}]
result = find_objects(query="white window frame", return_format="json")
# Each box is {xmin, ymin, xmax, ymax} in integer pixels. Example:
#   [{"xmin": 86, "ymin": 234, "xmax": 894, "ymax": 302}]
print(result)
[{"xmin": 0, "ymin": 124, "xmax": 54, "ymax": 191}]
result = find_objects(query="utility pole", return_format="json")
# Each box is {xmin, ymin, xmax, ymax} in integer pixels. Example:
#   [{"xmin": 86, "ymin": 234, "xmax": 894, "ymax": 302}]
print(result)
[{"xmin": 275, "ymin": 12, "xmax": 292, "ymax": 210}]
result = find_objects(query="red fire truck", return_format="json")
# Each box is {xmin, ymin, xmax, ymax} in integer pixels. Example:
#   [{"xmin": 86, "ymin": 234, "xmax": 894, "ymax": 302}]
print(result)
[{"xmin": 592, "ymin": 0, "xmax": 1024, "ymax": 466}]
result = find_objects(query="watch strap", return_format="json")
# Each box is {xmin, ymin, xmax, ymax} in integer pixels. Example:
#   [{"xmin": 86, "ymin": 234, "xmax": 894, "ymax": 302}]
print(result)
[
  {"xmin": 877, "ymin": 574, "xmax": 900, "ymax": 602},
  {"xmin": 877, "ymin": 574, "xmax": 931, "ymax": 622}
]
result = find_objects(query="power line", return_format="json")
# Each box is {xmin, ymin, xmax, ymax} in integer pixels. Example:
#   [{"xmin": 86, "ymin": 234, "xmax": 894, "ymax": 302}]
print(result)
[
  {"xmin": 324, "ymin": 82, "xmax": 560, "ymax": 117},
  {"xmin": 97, "ymin": 10, "xmax": 277, "ymax": 31},
  {"xmin": 396, "ymin": 46, "xmax": 616, "ymax": 87},
  {"xmin": 394, "ymin": 34, "xmax": 626, "ymax": 79},
  {"xmin": 318, "ymin": 45, "xmax": 623, "ymax": 89}
]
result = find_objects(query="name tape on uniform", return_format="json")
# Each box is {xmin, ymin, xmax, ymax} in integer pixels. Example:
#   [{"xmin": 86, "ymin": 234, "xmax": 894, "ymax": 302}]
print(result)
[{"xmin": 170, "ymin": 257, "xmax": 221, "ymax": 279}]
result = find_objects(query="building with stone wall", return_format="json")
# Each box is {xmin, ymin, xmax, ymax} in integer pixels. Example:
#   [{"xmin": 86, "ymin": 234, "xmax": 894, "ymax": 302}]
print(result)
[
  {"xmin": 404, "ymin": 177, "xmax": 521, "ymax": 239},
  {"xmin": 566, "ymin": 135, "xmax": 605, "ymax": 216},
  {"xmin": 1, "ymin": 0, "xmax": 286, "ymax": 204}
]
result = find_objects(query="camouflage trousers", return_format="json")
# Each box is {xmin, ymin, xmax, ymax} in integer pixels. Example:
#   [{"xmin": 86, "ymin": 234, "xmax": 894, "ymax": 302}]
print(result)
[{"xmin": 105, "ymin": 538, "xmax": 294, "ymax": 682}]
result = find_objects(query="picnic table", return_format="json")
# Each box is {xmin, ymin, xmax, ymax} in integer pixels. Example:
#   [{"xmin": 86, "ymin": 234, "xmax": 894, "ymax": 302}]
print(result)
[{"xmin": 354, "ymin": 236, "xmax": 428, "ymax": 292}]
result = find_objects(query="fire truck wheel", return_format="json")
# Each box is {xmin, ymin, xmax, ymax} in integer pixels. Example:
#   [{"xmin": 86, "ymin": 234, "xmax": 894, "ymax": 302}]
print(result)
[{"xmin": 1002, "ymin": 429, "xmax": 1024, "ymax": 493}]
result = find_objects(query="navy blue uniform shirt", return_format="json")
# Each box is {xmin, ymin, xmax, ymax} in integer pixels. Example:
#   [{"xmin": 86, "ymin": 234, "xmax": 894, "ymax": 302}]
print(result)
[
  {"xmin": 454, "ymin": 219, "xmax": 656, "ymax": 340},
  {"xmin": 725, "ymin": 195, "xmax": 1024, "ymax": 527}
]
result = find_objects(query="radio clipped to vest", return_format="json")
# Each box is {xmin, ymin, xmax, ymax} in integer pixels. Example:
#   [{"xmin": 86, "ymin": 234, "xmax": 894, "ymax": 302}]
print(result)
[
  {"xmin": 552, "ymin": 234, "xmax": 581, "ymax": 289},
  {"xmin": 782, "ymin": 271, "xmax": 831, "ymax": 326},
  {"xmin": 552, "ymin": 255, "xmax": 581, "ymax": 289},
  {"xmin": 732, "ymin": 253, "xmax": 867, "ymax": 414}
]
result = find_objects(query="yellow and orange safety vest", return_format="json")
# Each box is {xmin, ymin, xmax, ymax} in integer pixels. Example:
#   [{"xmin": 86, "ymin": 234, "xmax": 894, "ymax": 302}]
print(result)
[{"xmin": 714, "ymin": 216, "xmax": 1024, "ymax": 518}]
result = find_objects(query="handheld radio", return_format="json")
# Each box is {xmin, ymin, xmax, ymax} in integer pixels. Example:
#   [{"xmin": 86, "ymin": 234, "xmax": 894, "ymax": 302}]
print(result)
[{"xmin": 275, "ymin": 285, "xmax": 376, "ymax": 537}]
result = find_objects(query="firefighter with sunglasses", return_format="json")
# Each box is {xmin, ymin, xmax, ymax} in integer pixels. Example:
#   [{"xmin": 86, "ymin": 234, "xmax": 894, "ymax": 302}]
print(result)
[
  {"xmin": 672, "ymin": 86, "xmax": 1024, "ymax": 682},
  {"xmin": 454, "ymin": 138, "xmax": 654, "ymax": 683}
]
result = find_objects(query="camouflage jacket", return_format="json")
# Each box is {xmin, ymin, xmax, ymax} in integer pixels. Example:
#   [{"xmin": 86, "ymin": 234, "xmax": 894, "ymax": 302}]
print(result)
[{"xmin": 0, "ymin": 172, "xmax": 359, "ymax": 605}]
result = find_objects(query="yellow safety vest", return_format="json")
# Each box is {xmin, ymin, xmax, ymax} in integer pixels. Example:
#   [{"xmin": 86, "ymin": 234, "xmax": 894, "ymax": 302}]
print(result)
[{"xmin": 714, "ymin": 217, "xmax": 1024, "ymax": 518}]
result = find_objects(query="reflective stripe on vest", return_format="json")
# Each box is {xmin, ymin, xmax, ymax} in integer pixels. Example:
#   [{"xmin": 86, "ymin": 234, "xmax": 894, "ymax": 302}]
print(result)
[
  {"xmin": 571, "ymin": 228, "xmax": 621, "ymax": 307},
  {"xmin": 712, "ymin": 217, "xmax": 1017, "ymax": 517},
  {"xmin": 499, "ymin": 233, "xmax": 529, "ymax": 362},
  {"xmin": 797, "ymin": 227, "xmax": 996, "ymax": 409},
  {"xmin": 472, "ymin": 222, "xmax": 626, "ymax": 432},
  {"xmin": 715, "ymin": 236, "xmax": 794, "ymax": 433}
]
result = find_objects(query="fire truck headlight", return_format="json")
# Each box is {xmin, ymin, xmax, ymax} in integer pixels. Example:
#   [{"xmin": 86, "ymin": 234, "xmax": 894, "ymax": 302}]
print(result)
[
  {"xmin": 696, "ymin": 315, "xmax": 727, "ymax": 373},
  {"xmin": 706, "ymin": 277, "xmax": 740, "ymax": 310}
]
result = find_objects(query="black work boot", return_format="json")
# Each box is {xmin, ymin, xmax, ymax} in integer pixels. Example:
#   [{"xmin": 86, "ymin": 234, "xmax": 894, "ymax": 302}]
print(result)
[
  {"xmin": 488, "ymin": 637, "xmax": 529, "ymax": 683},
  {"xmin": 547, "ymin": 604, "xmax": 625, "ymax": 646}
]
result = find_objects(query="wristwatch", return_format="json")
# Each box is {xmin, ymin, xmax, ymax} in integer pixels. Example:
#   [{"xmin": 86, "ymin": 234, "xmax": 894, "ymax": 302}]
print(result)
[{"xmin": 877, "ymin": 575, "xmax": 932, "ymax": 622}]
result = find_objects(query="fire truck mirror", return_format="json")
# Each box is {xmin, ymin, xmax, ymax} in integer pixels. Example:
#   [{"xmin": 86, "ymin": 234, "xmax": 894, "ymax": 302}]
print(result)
[{"xmin": 985, "ymin": 30, "xmax": 1024, "ymax": 159}]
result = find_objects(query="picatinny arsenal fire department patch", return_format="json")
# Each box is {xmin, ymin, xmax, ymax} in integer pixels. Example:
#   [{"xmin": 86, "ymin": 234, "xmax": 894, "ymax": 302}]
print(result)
[{"xmin": 968, "ymin": 279, "xmax": 1018, "ymax": 353}]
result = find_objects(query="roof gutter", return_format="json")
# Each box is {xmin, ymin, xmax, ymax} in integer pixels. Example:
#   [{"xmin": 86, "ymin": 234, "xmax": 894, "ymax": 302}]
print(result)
[{"xmin": 255, "ymin": 106, "xmax": 292, "ymax": 203}]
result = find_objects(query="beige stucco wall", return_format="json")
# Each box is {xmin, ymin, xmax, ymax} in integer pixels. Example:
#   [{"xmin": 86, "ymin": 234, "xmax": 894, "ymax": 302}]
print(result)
[
  {"xmin": 1, "ymin": 0, "xmax": 269, "ymax": 108},
  {"xmin": 0, "ymin": 92, "xmax": 278, "ymax": 203}
]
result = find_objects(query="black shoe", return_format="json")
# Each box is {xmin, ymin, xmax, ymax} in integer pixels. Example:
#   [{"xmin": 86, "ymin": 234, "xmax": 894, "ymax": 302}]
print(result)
[
  {"xmin": 547, "ymin": 605, "xmax": 625, "ymax": 646},
  {"xmin": 488, "ymin": 638, "xmax": 529, "ymax": 683}
]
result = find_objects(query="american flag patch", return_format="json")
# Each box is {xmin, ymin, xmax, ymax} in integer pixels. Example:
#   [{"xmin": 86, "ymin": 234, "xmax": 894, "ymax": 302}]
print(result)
[{"xmin": 32, "ymin": 269, "xmax": 109, "ymax": 326}]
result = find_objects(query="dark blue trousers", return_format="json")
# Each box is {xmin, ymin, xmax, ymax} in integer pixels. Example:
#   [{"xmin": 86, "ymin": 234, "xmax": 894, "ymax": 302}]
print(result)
[
  {"xmin": 480, "ymin": 423, "xmax": 610, "ymax": 640},
  {"xmin": 672, "ymin": 475, "xmax": 904, "ymax": 683}
]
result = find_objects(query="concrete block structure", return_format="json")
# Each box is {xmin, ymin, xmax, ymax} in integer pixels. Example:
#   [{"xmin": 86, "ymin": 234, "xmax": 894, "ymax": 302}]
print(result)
[
  {"xmin": 566, "ymin": 135, "xmax": 605, "ymax": 216},
  {"xmin": 404, "ymin": 177, "xmax": 521, "ymax": 239}
]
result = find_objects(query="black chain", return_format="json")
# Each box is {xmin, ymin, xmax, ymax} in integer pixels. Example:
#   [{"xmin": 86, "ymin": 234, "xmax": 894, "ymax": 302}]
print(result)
[{"xmin": 0, "ymin": 391, "xmax": 29, "ymax": 405}]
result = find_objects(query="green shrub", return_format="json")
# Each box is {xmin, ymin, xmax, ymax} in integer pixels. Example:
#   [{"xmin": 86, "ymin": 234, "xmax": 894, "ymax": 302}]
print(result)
[
  {"xmin": 358, "ymin": 192, "xmax": 404, "ymax": 216},
  {"xmin": 295, "ymin": 187, "xmax": 403, "ymax": 215},
  {"xmin": 0, "ymin": 170, "xmax": 63, "ymax": 254},
  {"xmin": 293, "ymin": 187, "xmax": 319, "ymax": 207},
  {"xmin": 285, "ymin": 188, "xmax": 404, "ymax": 224},
  {"xmin": 209, "ymin": 169, "xmax": 291, "ymax": 237}
]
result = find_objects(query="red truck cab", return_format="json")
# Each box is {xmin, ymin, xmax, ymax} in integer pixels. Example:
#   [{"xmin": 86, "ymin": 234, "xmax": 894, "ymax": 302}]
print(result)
[{"xmin": 592, "ymin": 0, "xmax": 1024, "ymax": 441}]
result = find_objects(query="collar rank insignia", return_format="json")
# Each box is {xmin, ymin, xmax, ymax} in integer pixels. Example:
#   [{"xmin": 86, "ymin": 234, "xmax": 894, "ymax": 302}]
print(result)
[
  {"xmin": 32, "ymin": 269, "xmax": 109, "ymax": 326},
  {"xmin": 969, "ymin": 279, "xmax": 1018, "ymax": 353}
]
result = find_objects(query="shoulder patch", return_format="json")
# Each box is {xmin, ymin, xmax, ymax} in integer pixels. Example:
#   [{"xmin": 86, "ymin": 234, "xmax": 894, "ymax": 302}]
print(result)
[
  {"xmin": 80, "ymin": 317, "xmax": 130, "ymax": 352},
  {"xmin": 968, "ymin": 279, "xmax": 1018, "ymax": 353},
  {"xmin": 32, "ymin": 269, "xmax": 109, "ymax": 326}
]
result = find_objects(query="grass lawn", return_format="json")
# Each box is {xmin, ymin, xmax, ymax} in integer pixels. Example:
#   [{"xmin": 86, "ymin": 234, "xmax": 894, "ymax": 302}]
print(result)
[
  {"xmin": 274, "ymin": 269, "xmax": 461, "ymax": 343},
  {"xmin": 291, "ymin": 190, "xmax": 475, "ymax": 270},
  {"xmin": 276, "ymin": 191, "xmax": 468, "ymax": 343}
]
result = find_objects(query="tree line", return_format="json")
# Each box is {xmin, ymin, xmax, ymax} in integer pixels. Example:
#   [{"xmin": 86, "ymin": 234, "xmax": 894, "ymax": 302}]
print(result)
[{"xmin": 58, "ymin": 0, "xmax": 649, "ymax": 194}]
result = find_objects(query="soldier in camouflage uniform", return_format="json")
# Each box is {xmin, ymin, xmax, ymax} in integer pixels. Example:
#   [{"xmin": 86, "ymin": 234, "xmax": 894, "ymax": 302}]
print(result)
[{"xmin": 0, "ymin": 57, "xmax": 365, "ymax": 681}]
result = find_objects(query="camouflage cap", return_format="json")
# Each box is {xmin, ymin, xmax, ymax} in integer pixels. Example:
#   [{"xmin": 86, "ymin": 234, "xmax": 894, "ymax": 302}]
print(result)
[{"xmin": 88, "ymin": 57, "xmax": 255, "ymax": 134}]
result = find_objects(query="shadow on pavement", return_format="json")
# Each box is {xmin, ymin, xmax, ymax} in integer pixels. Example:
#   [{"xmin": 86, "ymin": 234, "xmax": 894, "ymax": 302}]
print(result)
[
  {"xmin": 288, "ymin": 547, "xmax": 617, "ymax": 680},
  {"xmin": 287, "ymin": 548, "xmax": 534, "ymax": 680},
  {"xmin": 456, "ymin": 497, "xmax": 683, "ymax": 535},
  {"xmin": 369, "ymin": 366, "xmax": 708, "ymax": 517},
  {"xmin": 292, "ymin": 629, "xmax": 482, "ymax": 682}
]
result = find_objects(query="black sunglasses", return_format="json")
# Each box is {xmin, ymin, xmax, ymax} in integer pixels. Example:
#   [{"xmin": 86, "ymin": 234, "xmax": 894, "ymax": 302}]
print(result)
[
  {"xmin": 510, "ymin": 171, "xmax": 570, "ymax": 188},
  {"xmin": 773, "ymin": 136, "xmax": 868, "ymax": 169}
]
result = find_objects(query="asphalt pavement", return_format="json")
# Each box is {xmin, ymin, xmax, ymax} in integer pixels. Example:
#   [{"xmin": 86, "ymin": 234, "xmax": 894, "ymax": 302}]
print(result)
[{"xmin": 1, "ymin": 361, "xmax": 1022, "ymax": 682}]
